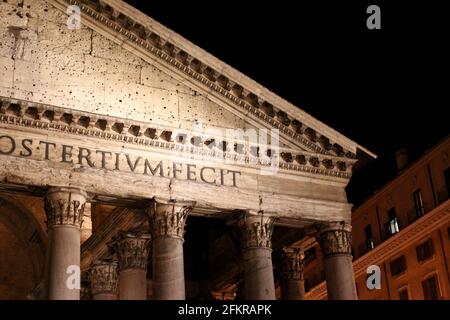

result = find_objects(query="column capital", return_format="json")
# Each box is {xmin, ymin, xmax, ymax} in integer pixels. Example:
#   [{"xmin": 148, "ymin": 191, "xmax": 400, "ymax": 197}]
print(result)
[
  {"xmin": 280, "ymin": 247, "xmax": 304, "ymax": 281},
  {"xmin": 147, "ymin": 198, "xmax": 195, "ymax": 240},
  {"xmin": 237, "ymin": 212, "xmax": 276, "ymax": 250},
  {"xmin": 44, "ymin": 186, "xmax": 87, "ymax": 229},
  {"xmin": 89, "ymin": 260, "xmax": 119, "ymax": 296},
  {"xmin": 112, "ymin": 232, "xmax": 151, "ymax": 270},
  {"xmin": 317, "ymin": 221, "xmax": 352, "ymax": 257}
]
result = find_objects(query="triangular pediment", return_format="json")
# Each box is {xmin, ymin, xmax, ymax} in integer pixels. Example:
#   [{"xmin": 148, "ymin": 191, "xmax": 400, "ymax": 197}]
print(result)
[
  {"xmin": 0, "ymin": 0, "xmax": 374, "ymax": 179},
  {"xmin": 37, "ymin": 0, "xmax": 373, "ymax": 159}
]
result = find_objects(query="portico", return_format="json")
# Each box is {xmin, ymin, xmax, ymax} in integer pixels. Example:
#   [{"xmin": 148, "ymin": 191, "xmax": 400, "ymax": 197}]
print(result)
[{"xmin": 0, "ymin": 0, "xmax": 374, "ymax": 300}]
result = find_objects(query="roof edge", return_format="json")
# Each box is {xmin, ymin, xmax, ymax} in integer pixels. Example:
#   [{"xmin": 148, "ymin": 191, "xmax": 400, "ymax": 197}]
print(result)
[{"xmin": 55, "ymin": 0, "xmax": 377, "ymax": 159}]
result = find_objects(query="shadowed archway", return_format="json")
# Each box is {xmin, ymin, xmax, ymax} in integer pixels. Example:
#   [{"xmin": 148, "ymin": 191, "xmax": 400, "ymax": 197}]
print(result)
[{"xmin": 0, "ymin": 195, "xmax": 47, "ymax": 299}]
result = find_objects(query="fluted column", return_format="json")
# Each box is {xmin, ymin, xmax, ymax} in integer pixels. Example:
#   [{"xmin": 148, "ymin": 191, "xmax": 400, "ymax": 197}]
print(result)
[
  {"xmin": 148, "ymin": 199, "xmax": 194, "ymax": 300},
  {"xmin": 279, "ymin": 248, "xmax": 305, "ymax": 300},
  {"xmin": 238, "ymin": 212, "xmax": 276, "ymax": 300},
  {"xmin": 44, "ymin": 186, "xmax": 87, "ymax": 300},
  {"xmin": 90, "ymin": 260, "xmax": 119, "ymax": 300},
  {"xmin": 114, "ymin": 232, "xmax": 151, "ymax": 300},
  {"xmin": 317, "ymin": 222, "xmax": 357, "ymax": 300}
]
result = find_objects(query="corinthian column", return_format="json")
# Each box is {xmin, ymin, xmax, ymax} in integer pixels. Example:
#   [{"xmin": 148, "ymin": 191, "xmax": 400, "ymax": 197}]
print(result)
[
  {"xmin": 238, "ymin": 212, "xmax": 276, "ymax": 300},
  {"xmin": 317, "ymin": 222, "xmax": 357, "ymax": 300},
  {"xmin": 279, "ymin": 248, "xmax": 305, "ymax": 300},
  {"xmin": 90, "ymin": 260, "xmax": 119, "ymax": 300},
  {"xmin": 44, "ymin": 186, "xmax": 87, "ymax": 300},
  {"xmin": 114, "ymin": 232, "xmax": 151, "ymax": 300},
  {"xmin": 148, "ymin": 199, "xmax": 194, "ymax": 300}
]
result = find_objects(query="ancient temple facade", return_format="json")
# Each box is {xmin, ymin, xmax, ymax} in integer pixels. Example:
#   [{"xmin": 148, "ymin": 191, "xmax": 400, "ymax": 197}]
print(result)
[{"xmin": 0, "ymin": 0, "xmax": 375, "ymax": 300}]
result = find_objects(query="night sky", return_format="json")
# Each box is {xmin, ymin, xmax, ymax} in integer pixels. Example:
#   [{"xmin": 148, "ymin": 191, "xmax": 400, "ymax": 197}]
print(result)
[{"xmin": 124, "ymin": 1, "xmax": 449, "ymax": 206}]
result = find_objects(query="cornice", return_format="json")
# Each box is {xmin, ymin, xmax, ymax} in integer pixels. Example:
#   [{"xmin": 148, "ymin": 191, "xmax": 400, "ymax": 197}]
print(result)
[
  {"xmin": 0, "ymin": 96, "xmax": 355, "ymax": 179},
  {"xmin": 352, "ymin": 136, "xmax": 450, "ymax": 215},
  {"xmin": 47, "ymin": 0, "xmax": 371, "ymax": 161},
  {"xmin": 351, "ymin": 201, "xmax": 450, "ymax": 276}
]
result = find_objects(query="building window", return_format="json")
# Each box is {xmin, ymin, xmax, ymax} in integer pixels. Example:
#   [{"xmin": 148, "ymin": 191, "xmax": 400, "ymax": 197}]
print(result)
[
  {"xmin": 385, "ymin": 207, "xmax": 400, "ymax": 237},
  {"xmin": 413, "ymin": 189, "xmax": 425, "ymax": 218},
  {"xmin": 399, "ymin": 288, "xmax": 409, "ymax": 300},
  {"xmin": 416, "ymin": 239, "xmax": 434, "ymax": 262},
  {"xmin": 390, "ymin": 255, "xmax": 407, "ymax": 277},
  {"xmin": 365, "ymin": 224, "xmax": 375, "ymax": 251},
  {"xmin": 422, "ymin": 275, "xmax": 440, "ymax": 300}
]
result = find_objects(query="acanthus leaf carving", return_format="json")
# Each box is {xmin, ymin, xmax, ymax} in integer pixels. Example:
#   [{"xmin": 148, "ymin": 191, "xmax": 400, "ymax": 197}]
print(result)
[
  {"xmin": 280, "ymin": 247, "xmax": 304, "ymax": 281},
  {"xmin": 317, "ymin": 222, "xmax": 352, "ymax": 257},
  {"xmin": 238, "ymin": 212, "xmax": 276, "ymax": 249},
  {"xmin": 89, "ymin": 260, "xmax": 119, "ymax": 296},
  {"xmin": 148, "ymin": 200, "xmax": 194, "ymax": 240},
  {"xmin": 112, "ymin": 232, "xmax": 151, "ymax": 270},
  {"xmin": 44, "ymin": 187, "xmax": 87, "ymax": 228}
]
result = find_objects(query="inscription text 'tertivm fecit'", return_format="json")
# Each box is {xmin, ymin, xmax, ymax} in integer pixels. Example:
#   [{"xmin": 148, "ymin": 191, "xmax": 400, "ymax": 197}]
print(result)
[{"xmin": 0, "ymin": 135, "xmax": 241, "ymax": 187}]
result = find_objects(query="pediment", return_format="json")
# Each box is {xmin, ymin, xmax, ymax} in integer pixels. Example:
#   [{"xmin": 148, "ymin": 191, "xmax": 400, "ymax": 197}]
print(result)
[
  {"xmin": 0, "ymin": 0, "xmax": 373, "ymax": 179},
  {"xmin": 39, "ymin": 0, "xmax": 373, "ymax": 159}
]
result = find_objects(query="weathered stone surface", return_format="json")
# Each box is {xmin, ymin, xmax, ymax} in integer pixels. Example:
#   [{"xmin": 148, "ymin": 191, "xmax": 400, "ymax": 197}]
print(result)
[
  {"xmin": 0, "ymin": 0, "xmax": 248, "ymax": 135},
  {"xmin": 237, "ymin": 213, "xmax": 276, "ymax": 299},
  {"xmin": 0, "ymin": 0, "xmax": 368, "ymax": 301},
  {"xmin": 90, "ymin": 260, "xmax": 119, "ymax": 299}
]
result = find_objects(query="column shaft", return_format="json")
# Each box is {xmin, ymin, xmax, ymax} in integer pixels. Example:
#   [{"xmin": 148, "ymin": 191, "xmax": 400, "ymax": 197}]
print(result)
[
  {"xmin": 238, "ymin": 212, "xmax": 276, "ymax": 300},
  {"xmin": 119, "ymin": 269, "xmax": 147, "ymax": 300},
  {"xmin": 323, "ymin": 254, "xmax": 356, "ymax": 300},
  {"xmin": 318, "ymin": 223, "xmax": 357, "ymax": 300},
  {"xmin": 280, "ymin": 278, "xmax": 305, "ymax": 300},
  {"xmin": 152, "ymin": 237, "xmax": 185, "ymax": 299},
  {"xmin": 148, "ymin": 200, "xmax": 194, "ymax": 300},
  {"xmin": 44, "ymin": 187, "xmax": 87, "ymax": 300},
  {"xmin": 47, "ymin": 227, "xmax": 81, "ymax": 299},
  {"xmin": 243, "ymin": 248, "xmax": 275, "ymax": 300}
]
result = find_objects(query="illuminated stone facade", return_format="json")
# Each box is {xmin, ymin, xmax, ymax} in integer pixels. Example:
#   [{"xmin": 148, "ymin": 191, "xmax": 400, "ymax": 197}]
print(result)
[{"xmin": 0, "ymin": 0, "xmax": 375, "ymax": 300}]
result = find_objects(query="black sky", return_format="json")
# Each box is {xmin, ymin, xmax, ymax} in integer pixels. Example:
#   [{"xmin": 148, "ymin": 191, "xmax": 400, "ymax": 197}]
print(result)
[{"xmin": 124, "ymin": 0, "xmax": 449, "ymax": 205}]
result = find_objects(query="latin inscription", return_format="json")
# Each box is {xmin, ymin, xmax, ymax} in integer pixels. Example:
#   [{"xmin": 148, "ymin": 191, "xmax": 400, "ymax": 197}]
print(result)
[{"xmin": 0, "ymin": 135, "xmax": 241, "ymax": 187}]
